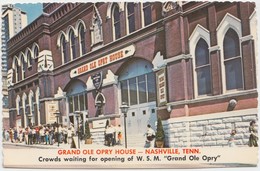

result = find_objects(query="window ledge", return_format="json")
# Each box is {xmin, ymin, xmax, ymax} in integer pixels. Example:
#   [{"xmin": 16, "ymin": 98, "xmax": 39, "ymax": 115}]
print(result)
[{"xmin": 166, "ymin": 89, "xmax": 257, "ymax": 107}]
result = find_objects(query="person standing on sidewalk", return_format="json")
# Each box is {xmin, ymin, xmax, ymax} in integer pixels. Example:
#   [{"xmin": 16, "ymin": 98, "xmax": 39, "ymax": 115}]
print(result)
[
  {"xmin": 9, "ymin": 128, "xmax": 13, "ymax": 143},
  {"xmin": 249, "ymin": 120, "xmax": 258, "ymax": 147},
  {"xmin": 24, "ymin": 127, "xmax": 29, "ymax": 145},
  {"xmin": 40, "ymin": 127, "xmax": 45, "ymax": 144},
  {"xmin": 45, "ymin": 127, "xmax": 49, "ymax": 145},
  {"xmin": 63, "ymin": 126, "xmax": 68, "ymax": 144}
]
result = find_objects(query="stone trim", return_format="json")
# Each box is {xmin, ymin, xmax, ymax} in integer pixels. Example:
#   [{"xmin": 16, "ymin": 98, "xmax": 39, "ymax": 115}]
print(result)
[
  {"xmin": 39, "ymin": 97, "xmax": 56, "ymax": 102},
  {"xmin": 165, "ymin": 108, "xmax": 257, "ymax": 124},
  {"xmin": 209, "ymin": 45, "xmax": 220, "ymax": 53},
  {"xmin": 240, "ymin": 35, "xmax": 253, "ymax": 43},
  {"xmin": 164, "ymin": 89, "xmax": 257, "ymax": 108},
  {"xmin": 165, "ymin": 54, "xmax": 192, "ymax": 64}
]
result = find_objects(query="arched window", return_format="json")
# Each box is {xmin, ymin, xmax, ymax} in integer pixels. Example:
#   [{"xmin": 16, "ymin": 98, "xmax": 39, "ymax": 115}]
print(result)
[
  {"xmin": 113, "ymin": 4, "xmax": 121, "ymax": 40},
  {"xmin": 66, "ymin": 80, "xmax": 88, "ymax": 121},
  {"xmin": 195, "ymin": 39, "xmax": 212, "ymax": 95},
  {"xmin": 27, "ymin": 49, "xmax": 33, "ymax": 68},
  {"xmin": 16, "ymin": 95, "xmax": 21, "ymax": 115},
  {"xmin": 69, "ymin": 30, "xmax": 77, "ymax": 59},
  {"xmin": 29, "ymin": 91, "xmax": 35, "ymax": 125},
  {"xmin": 34, "ymin": 45, "xmax": 39, "ymax": 63},
  {"xmin": 127, "ymin": 2, "xmax": 135, "ymax": 34},
  {"xmin": 142, "ymin": 2, "xmax": 152, "ymax": 27},
  {"xmin": 14, "ymin": 58, "xmax": 19, "ymax": 83},
  {"xmin": 61, "ymin": 34, "xmax": 69, "ymax": 64},
  {"xmin": 223, "ymin": 28, "xmax": 243, "ymax": 90},
  {"xmin": 21, "ymin": 55, "xmax": 26, "ymax": 80},
  {"xmin": 119, "ymin": 59, "xmax": 156, "ymax": 106},
  {"xmin": 78, "ymin": 24, "xmax": 86, "ymax": 55}
]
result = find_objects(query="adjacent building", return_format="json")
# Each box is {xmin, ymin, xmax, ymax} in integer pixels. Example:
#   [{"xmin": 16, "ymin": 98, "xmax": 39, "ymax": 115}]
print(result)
[
  {"xmin": 2, "ymin": 4, "xmax": 27, "ymax": 129},
  {"xmin": 7, "ymin": 2, "xmax": 258, "ymax": 147}
]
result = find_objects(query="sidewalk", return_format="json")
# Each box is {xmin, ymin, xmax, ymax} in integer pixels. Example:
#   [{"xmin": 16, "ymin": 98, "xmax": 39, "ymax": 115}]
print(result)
[
  {"xmin": 2, "ymin": 141, "xmax": 127, "ymax": 149},
  {"xmin": 2, "ymin": 140, "xmax": 122, "ymax": 149}
]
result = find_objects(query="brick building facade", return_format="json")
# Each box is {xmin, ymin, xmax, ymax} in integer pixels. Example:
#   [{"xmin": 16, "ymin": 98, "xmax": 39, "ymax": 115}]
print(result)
[{"xmin": 7, "ymin": 2, "xmax": 258, "ymax": 147}]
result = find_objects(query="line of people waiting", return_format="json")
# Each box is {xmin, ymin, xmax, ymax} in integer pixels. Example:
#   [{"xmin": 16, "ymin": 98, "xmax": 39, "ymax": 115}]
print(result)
[{"xmin": 2, "ymin": 123, "xmax": 76, "ymax": 146}]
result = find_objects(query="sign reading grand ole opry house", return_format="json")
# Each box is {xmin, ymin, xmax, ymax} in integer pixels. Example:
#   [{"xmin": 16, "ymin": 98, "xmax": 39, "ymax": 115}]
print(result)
[{"xmin": 70, "ymin": 45, "xmax": 135, "ymax": 78}]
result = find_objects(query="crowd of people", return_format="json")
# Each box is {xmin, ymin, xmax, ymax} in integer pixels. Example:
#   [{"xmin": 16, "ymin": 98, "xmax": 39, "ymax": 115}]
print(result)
[
  {"xmin": 104, "ymin": 124, "xmax": 122, "ymax": 147},
  {"xmin": 2, "ymin": 123, "xmax": 76, "ymax": 146},
  {"xmin": 2, "ymin": 120, "xmax": 257, "ymax": 148}
]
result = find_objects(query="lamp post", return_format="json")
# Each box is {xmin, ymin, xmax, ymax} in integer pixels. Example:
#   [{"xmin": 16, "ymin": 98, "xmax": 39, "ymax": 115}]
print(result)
[
  {"xmin": 120, "ymin": 102, "xmax": 129, "ymax": 148},
  {"xmin": 54, "ymin": 110, "xmax": 60, "ymax": 147},
  {"xmin": 74, "ymin": 111, "xmax": 81, "ymax": 149}
]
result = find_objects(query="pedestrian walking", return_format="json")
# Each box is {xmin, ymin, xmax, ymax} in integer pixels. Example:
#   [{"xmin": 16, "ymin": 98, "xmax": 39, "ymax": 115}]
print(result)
[{"xmin": 144, "ymin": 124, "xmax": 155, "ymax": 148}]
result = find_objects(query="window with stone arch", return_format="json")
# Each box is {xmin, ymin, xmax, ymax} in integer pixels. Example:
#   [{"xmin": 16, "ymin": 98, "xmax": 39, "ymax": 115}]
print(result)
[
  {"xmin": 112, "ymin": 3, "xmax": 121, "ymax": 40},
  {"xmin": 78, "ymin": 23, "xmax": 86, "ymax": 56},
  {"xmin": 13, "ymin": 57, "xmax": 19, "ymax": 83},
  {"xmin": 26, "ymin": 48, "xmax": 33, "ymax": 68},
  {"xmin": 119, "ymin": 59, "xmax": 156, "ymax": 106},
  {"xmin": 16, "ymin": 95, "xmax": 21, "ymax": 116},
  {"xmin": 20, "ymin": 54, "xmax": 26, "ymax": 80},
  {"xmin": 195, "ymin": 38, "xmax": 212, "ymax": 95},
  {"xmin": 33, "ymin": 43, "xmax": 39, "ymax": 63},
  {"xmin": 126, "ymin": 2, "xmax": 135, "ymax": 34},
  {"xmin": 29, "ymin": 90, "xmax": 35, "ymax": 125},
  {"xmin": 69, "ymin": 29, "xmax": 77, "ymax": 59},
  {"xmin": 60, "ymin": 33, "xmax": 69, "ymax": 64},
  {"xmin": 217, "ymin": 13, "xmax": 244, "ymax": 93},
  {"xmin": 189, "ymin": 24, "xmax": 212, "ymax": 97},
  {"xmin": 223, "ymin": 28, "xmax": 243, "ymax": 90}
]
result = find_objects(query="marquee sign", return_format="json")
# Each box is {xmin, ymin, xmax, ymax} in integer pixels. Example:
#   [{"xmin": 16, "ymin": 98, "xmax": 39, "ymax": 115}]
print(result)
[{"xmin": 70, "ymin": 45, "xmax": 135, "ymax": 78}]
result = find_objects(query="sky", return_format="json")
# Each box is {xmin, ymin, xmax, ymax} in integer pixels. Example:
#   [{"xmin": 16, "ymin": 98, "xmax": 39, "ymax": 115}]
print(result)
[{"xmin": 15, "ymin": 3, "xmax": 43, "ymax": 24}]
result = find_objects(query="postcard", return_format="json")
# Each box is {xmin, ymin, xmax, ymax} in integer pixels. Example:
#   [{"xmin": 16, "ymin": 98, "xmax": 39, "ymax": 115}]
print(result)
[{"xmin": 1, "ymin": 0, "xmax": 259, "ymax": 170}]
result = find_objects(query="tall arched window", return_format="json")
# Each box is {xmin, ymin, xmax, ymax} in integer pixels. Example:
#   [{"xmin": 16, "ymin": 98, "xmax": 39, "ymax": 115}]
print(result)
[
  {"xmin": 27, "ymin": 49, "xmax": 33, "ymax": 68},
  {"xmin": 69, "ymin": 30, "xmax": 77, "ymax": 59},
  {"xmin": 223, "ymin": 28, "xmax": 243, "ymax": 90},
  {"xmin": 14, "ymin": 58, "xmax": 19, "ymax": 83},
  {"xmin": 78, "ymin": 24, "xmax": 86, "ymax": 55},
  {"xmin": 143, "ymin": 2, "xmax": 152, "ymax": 27},
  {"xmin": 34, "ymin": 45, "xmax": 39, "ymax": 63},
  {"xmin": 127, "ymin": 3, "xmax": 135, "ymax": 34},
  {"xmin": 21, "ymin": 55, "xmax": 26, "ymax": 80},
  {"xmin": 61, "ymin": 34, "xmax": 69, "ymax": 64},
  {"xmin": 16, "ymin": 95, "xmax": 21, "ymax": 115},
  {"xmin": 195, "ymin": 39, "xmax": 212, "ymax": 95},
  {"xmin": 113, "ymin": 4, "xmax": 121, "ymax": 40}
]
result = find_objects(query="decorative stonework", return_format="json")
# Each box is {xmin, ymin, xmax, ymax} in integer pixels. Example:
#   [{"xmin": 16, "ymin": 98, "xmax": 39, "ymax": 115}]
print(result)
[
  {"xmin": 54, "ymin": 87, "xmax": 66, "ymax": 99},
  {"xmin": 37, "ymin": 50, "xmax": 54, "ymax": 72},
  {"xmin": 152, "ymin": 51, "xmax": 166, "ymax": 71},
  {"xmin": 91, "ymin": 4, "xmax": 103, "ymax": 48},
  {"xmin": 7, "ymin": 69, "xmax": 14, "ymax": 87}
]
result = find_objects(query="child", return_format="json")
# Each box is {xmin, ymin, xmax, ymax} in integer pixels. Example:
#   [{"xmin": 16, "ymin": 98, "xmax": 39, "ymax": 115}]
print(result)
[{"xmin": 228, "ymin": 130, "xmax": 236, "ymax": 147}]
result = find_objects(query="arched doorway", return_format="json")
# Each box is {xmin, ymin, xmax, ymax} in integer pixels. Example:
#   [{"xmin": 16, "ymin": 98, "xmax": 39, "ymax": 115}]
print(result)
[
  {"xmin": 118, "ymin": 59, "xmax": 157, "ymax": 147},
  {"xmin": 65, "ymin": 80, "xmax": 88, "ymax": 130}
]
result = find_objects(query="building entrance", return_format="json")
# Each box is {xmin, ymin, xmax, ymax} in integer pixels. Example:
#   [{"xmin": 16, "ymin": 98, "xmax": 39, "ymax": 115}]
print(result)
[
  {"xmin": 126, "ymin": 102, "xmax": 157, "ymax": 147},
  {"xmin": 119, "ymin": 59, "xmax": 157, "ymax": 147}
]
